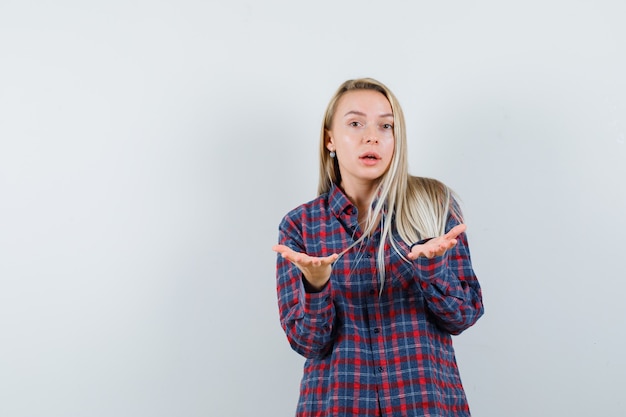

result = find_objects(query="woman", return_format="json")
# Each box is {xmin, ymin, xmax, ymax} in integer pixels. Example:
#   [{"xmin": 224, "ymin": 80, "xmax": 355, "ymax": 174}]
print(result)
[{"xmin": 273, "ymin": 78, "xmax": 484, "ymax": 416}]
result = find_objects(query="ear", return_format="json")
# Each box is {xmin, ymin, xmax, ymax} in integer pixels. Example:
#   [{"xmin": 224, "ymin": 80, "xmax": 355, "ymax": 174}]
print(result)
[{"xmin": 325, "ymin": 129, "xmax": 335, "ymax": 151}]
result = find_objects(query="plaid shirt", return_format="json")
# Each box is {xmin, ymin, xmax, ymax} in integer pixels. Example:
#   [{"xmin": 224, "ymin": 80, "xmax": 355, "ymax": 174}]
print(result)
[{"xmin": 276, "ymin": 184, "xmax": 484, "ymax": 416}]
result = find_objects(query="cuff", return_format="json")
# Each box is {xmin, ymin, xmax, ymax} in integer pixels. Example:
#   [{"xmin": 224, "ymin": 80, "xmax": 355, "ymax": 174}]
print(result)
[
  {"xmin": 409, "ymin": 237, "xmax": 434, "ymax": 251},
  {"xmin": 300, "ymin": 279, "xmax": 333, "ymax": 316},
  {"xmin": 415, "ymin": 253, "xmax": 447, "ymax": 282}
]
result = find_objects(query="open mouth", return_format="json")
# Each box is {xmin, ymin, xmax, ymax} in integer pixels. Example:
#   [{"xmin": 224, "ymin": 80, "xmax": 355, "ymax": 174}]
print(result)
[{"xmin": 360, "ymin": 152, "xmax": 381, "ymax": 160}]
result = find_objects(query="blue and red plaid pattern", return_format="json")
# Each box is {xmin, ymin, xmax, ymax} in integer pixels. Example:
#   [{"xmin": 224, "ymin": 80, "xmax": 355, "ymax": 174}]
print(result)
[{"xmin": 276, "ymin": 184, "xmax": 484, "ymax": 416}]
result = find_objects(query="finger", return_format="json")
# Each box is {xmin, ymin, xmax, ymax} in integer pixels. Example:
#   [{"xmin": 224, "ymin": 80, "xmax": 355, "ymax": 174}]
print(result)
[
  {"xmin": 281, "ymin": 252, "xmax": 300, "ymax": 264},
  {"xmin": 308, "ymin": 252, "xmax": 335, "ymax": 262},
  {"xmin": 324, "ymin": 253, "xmax": 339, "ymax": 263},
  {"xmin": 407, "ymin": 245, "xmax": 418, "ymax": 259},
  {"xmin": 300, "ymin": 252, "xmax": 337, "ymax": 263},
  {"xmin": 273, "ymin": 246, "xmax": 313, "ymax": 266},
  {"xmin": 444, "ymin": 224, "xmax": 465, "ymax": 239},
  {"xmin": 282, "ymin": 251, "xmax": 308, "ymax": 265},
  {"xmin": 431, "ymin": 239, "xmax": 455, "ymax": 254},
  {"xmin": 407, "ymin": 246, "xmax": 428, "ymax": 260},
  {"xmin": 438, "ymin": 239, "xmax": 456, "ymax": 251},
  {"xmin": 272, "ymin": 244, "xmax": 295, "ymax": 255},
  {"xmin": 409, "ymin": 240, "xmax": 453, "ymax": 259},
  {"xmin": 444, "ymin": 224, "xmax": 466, "ymax": 240}
]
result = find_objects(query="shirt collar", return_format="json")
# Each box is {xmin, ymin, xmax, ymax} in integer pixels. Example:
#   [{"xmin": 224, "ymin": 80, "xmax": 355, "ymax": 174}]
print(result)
[{"xmin": 328, "ymin": 183, "xmax": 356, "ymax": 218}]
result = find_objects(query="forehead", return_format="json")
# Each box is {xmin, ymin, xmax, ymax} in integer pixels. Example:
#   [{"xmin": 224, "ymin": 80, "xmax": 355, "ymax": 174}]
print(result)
[{"xmin": 335, "ymin": 89, "xmax": 392, "ymax": 115}]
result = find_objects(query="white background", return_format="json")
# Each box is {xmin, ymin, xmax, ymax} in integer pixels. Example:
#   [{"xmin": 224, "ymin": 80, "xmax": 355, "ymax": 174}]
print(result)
[{"xmin": 1, "ymin": 1, "xmax": 625, "ymax": 416}]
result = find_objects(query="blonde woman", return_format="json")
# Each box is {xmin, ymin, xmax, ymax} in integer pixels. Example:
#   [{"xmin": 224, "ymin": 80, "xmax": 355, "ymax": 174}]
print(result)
[{"xmin": 273, "ymin": 78, "xmax": 484, "ymax": 416}]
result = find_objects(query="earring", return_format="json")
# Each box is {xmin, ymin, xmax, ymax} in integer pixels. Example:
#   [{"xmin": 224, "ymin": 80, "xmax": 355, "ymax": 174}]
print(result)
[{"xmin": 329, "ymin": 151, "xmax": 336, "ymax": 158}]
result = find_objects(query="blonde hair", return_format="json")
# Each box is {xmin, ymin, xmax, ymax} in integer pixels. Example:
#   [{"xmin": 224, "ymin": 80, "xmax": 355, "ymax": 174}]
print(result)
[{"xmin": 318, "ymin": 78, "xmax": 460, "ymax": 290}]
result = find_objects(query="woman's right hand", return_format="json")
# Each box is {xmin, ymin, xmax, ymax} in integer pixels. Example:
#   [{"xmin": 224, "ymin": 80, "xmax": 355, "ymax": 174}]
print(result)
[{"xmin": 272, "ymin": 244, "xmax": 339, "ymax": 291}]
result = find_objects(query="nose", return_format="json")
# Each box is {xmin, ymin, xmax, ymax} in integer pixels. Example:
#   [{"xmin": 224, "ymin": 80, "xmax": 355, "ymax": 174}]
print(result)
[{"xmin": 363, "ymin": 128, "xmax": 379, "ymax": 144}]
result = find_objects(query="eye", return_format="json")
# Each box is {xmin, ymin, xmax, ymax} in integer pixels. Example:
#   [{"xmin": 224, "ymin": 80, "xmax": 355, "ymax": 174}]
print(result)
[
  {"xmin": 349, "ymin": 121, "xmax": 361, "ymax": 127},
  {"xmin": 382, "ymin": 123, "xmax": 393, "ymax": 129}
]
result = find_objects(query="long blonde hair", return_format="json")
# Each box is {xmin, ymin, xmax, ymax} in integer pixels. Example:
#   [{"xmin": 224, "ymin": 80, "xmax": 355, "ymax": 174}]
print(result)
[{"xmin": 318, "ymin": 78, "xmax": 460, "ymax": 290}]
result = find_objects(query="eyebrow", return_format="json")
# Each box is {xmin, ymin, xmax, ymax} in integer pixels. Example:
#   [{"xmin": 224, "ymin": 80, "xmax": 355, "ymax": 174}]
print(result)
[{"xmin": 343, "ymin": 110, "xmax": 394, "ymax": 118}]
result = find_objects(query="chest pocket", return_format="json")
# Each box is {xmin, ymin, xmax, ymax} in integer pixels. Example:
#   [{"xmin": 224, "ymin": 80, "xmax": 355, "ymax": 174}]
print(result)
[
  {"xmin": 385, "ymin": 247, "xmax": 422, "ymax": 293},
  {"xmin": 330, "ymin": 248, "xmax": 379, "ymax": 306}
]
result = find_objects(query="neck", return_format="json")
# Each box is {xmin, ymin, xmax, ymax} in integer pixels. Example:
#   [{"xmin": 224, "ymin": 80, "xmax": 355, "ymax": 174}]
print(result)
[{"xmin": 340, "ymin": 179, "xmax": 380, "ymax": 225}]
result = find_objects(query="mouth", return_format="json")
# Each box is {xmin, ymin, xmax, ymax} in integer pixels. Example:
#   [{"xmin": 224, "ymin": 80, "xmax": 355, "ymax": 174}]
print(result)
[{"xmin": 359, "ymin": 152, "xmax": 381, "ymax": 160}]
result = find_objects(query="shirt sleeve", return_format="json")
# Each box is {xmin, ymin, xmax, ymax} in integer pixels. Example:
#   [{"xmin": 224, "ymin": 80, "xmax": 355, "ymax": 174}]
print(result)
[
  {"xmin": 414, "ymin": 214, "xmax": 484, "ymax": 335},
  {"xmin": 276, "ymin": 214, "xmax": 336, "ymax": 359}
]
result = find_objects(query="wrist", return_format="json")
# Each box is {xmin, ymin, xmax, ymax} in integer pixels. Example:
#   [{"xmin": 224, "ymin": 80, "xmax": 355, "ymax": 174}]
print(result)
[{"xmin": 302, "ymin": 276, "xmax": 330, "ymax": 293}]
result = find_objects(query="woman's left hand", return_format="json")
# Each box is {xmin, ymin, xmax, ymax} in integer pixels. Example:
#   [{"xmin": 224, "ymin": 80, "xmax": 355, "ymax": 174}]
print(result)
[{"xmin": 407, "ymin": 224, "xmax": 466, "ymax": 260}]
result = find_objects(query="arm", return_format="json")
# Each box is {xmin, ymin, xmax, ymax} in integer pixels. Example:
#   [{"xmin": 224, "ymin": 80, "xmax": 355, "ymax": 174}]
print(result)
[
  {"xmin": 409, "ymin": 218, "xmax": 484, "ymax": 335},
  {"xmin": 274, "ymin": 215, "xmax": 338, "ymax": 359}
]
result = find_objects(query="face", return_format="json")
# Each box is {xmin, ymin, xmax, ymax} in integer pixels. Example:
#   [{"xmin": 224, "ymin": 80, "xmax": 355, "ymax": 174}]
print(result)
[{"xmin": 326, "ymin": 89, "xmax": 395, "ymax": 191}]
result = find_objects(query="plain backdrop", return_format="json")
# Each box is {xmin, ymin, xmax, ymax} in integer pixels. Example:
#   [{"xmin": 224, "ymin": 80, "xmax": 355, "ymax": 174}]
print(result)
[{"xmin": 1, "ymin": 1, "xmax": 625, "ymax": 416}]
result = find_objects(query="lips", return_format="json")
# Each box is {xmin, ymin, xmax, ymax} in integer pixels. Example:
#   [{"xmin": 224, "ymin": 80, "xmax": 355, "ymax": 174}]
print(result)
[{"xmin": 359, "ymin": 152, "xmax": 381, "ymax": 160}]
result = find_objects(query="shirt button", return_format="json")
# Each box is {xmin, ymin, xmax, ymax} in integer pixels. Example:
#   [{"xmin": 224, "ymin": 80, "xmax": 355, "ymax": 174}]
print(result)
[
  {"xmin": 378, "ymin": 366, "xmax": 384, "ymax": 372},
  {"xmin": 366, "ymin": 254, "xmax": 372, "ymax": 258},
  {"xmin": 373, "ymin": 328, "xmax": 380, "ymax": 333}
]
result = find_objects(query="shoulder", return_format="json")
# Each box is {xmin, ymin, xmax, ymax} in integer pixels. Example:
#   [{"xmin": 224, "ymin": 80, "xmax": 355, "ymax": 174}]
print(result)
[
  {"xmin": 407, "ymin": 175, "xmax": 448, "ymax": 194},
  {"xmin": 405, "ymin": 175, "xmax": 453, "ymax": 208},
  {"xmin": 406, "ymin": 175, "xmax": 463, "ymax": 221},
  {"xmin": 279, "ymin": 193, "xmax": 331, "ymax": 228}
]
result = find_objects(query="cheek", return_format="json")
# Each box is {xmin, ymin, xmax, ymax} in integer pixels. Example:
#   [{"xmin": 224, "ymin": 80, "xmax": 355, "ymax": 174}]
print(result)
[{"xmin": 385, "ymin": 139, "xmax": 396, "ymax": 157}]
